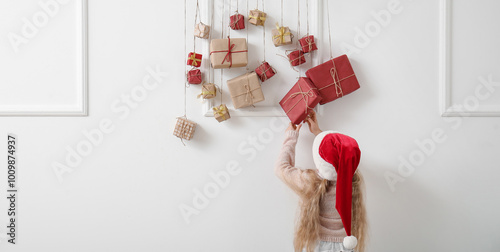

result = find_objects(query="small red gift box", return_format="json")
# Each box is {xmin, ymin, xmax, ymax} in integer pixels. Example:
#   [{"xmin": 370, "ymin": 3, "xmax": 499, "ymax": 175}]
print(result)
[
  {"xmin": 299, "ymin": 35, "xmax": 318, "ymax": 53},
  {"xmin": 288, "ymin": 50, "xmax": 306, "ymax": 66},
  {"xmin": 187, "ymin": 52, "xmax": 202, "ymax": 68},
  {"xmin": 255, "ymin": 62, "xmax": 276, "ymax": 82},
  {"xmin": 230, "ymin": 13, "xmax": 245, "ymax": 30},
  {"xmin": 279, "ymin": 77, "xmax": 321, "ymax": 125},
  {"xmin": 187, "ymin": 69, "xmax": 202, "ymax": 84},
  {"xmin": 305, "ymin": 54, "xmax": 360, "ymax": 105}
]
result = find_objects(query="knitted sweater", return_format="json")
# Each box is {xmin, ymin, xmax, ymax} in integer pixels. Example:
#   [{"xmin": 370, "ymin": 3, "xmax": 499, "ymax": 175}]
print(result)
[{"xmin": 275, "ymin": 130, "xmax": 347, "ymax": 243}]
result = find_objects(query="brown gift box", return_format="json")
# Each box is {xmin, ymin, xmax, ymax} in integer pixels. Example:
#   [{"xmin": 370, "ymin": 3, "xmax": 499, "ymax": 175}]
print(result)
[
  {"xmin": 210, "ymin": 38, "xmax": 248, "ymax": 69},
  {"xmin": 173, "ymin": 117, "xmax": 196, "ymax": 141},
  {"xmin": 198, "ymin": 83, "xmax": 217, "ymax": 99},
  {"xmin": 194, "ymin": 22, "xmax": 210, "ymax": 39},
  {"xmin": 248, "ymin": 9, "xmax": 267, "ymax": 26},
  {"xmin": 213, "ymin": 104, "xmax": 231, "ymax": 122},
  {"xmin": 272, "ymin": 24, "xmax": 293, "ymax": 46},
  {"xmin": 227, "ymin": 72, "xmax": 265, "ymax": 109}
]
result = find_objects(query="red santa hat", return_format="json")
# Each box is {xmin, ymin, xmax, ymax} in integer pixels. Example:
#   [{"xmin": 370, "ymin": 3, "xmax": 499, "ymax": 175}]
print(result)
[{"xmin": 312, "ymin": 131, "xmax": 361, "ymax": 250}]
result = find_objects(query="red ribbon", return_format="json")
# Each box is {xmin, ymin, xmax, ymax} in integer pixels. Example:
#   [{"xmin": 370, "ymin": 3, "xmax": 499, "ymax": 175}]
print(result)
[{"xmin": 210, "ymin": 37, "xmax": 248, "ymax": 68}]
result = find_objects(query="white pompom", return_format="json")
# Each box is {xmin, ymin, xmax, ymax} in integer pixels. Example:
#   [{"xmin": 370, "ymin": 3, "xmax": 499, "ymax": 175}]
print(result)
[{"xmin": 343, "ymin": 236, "xmax": 358, "ymax": 250}]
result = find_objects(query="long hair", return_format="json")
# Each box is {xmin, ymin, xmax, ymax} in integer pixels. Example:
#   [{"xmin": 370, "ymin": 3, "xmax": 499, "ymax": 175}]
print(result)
[{"xmin": 293, "ymin": 170, "xmax": 367, "ymax": 252}]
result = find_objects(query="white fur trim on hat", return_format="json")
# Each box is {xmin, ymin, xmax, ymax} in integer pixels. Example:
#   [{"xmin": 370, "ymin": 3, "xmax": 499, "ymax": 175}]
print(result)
[{"xmin": 312, "ymin": 130, "xmax": 339, "ymax": 181}]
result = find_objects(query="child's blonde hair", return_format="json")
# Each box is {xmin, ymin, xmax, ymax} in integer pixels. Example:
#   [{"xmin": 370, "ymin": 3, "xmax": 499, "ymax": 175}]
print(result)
[{"xmin": 293, "ymin": 170, "xmax": 367, "ymax": 252}]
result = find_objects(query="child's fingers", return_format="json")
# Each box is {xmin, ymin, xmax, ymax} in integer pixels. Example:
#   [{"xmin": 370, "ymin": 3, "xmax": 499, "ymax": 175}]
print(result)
[{"xmin": 296, "ymin": 124, "xmax": 302, "ymax": 131}]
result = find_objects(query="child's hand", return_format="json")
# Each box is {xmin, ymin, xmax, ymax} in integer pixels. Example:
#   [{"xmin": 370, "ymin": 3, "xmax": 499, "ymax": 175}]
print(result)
[
  {"xmin": 286, "ymin": 123, "xmax": 302, "ymax": 133},
  {"xmin": 304, "ymin": 111, "xmax": 322, "ymax": 136}
]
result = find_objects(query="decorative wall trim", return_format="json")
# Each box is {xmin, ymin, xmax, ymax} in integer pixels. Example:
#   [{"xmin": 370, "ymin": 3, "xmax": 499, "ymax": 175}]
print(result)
[{"xmin": 0, "ymin": 0, "xmax": 88, "ymax": 116}]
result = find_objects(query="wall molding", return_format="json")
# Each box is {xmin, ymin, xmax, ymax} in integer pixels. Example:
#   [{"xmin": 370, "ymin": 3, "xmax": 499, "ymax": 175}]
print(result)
[
  {"xmin": 0, "ymin": 0, "xmax": 88, "ymax": 117},
  {"xmin": 439, "ymin": 0, "xmax": 500, "ymax": 117}
]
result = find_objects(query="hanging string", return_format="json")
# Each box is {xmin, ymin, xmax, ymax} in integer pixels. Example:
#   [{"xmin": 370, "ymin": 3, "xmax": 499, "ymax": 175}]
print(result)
[
  {"xmin": 306, "ymin": 0, "xmax": 309, "ymax": 35},
  {"xmin": 297, "ymin": 0, "xmax": 301, "ymax": 78},
  {"xmin": 246, "ymin": 0, "xmax": 250, "ymax": 72},
  {"xmin": 326, "ymin": 0, "xmax": 333, "ymax": 59},
  {"xmin": 255, "ymin": 0, "xmax": 259, "ymax": 10},
  {"xmin": 220, "ymin": 0, "xmax": 225, "ymax": 105},
  {"xmin": 208, "ymin": 0, "xmax": 214, "ymax": 83},
  {"xmin": 183, "ymin": 0, "xmax": 187, "ymax": 117},
  {"xmin": 280, "ymin": 0, "xmax": 283, "ymax": 26},
  {"xmin": 192, "ymin": 0, "xmax": 200, "ymax": 71},
  {"xmin": 262, "ymin": 0, "xmax": 266, "ymax": 62}
]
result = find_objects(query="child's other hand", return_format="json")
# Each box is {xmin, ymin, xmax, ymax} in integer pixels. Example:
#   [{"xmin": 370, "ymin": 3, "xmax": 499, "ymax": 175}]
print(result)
[
  {"xmin": 286, "ymin": 123, "xmax": 302, "ymax": 133},
  {"xmin": 304, "ymin": 111, "xmax": 322, "ymax": 136}
]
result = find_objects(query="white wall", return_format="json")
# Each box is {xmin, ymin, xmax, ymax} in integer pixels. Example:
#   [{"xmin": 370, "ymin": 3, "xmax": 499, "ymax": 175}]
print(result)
[{"xmin": 1, "ymin": 0, "xmax": 500, "ymax": 251}]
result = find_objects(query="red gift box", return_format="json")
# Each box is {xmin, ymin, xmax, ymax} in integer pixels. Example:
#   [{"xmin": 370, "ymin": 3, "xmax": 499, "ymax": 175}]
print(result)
[
  {"xmin": 299, "ymin": 35, "xmax": 318, "ymax": 53},
  {"xmin": 279, "ymin": 77, "xmax": 321, "ymax": 125},
  {"xmin": 187, "ymin": 69, "xmax": 202, "ymax": 84},
  {"xmin": 305, "ymin": 54, "xmax": 360, "ymax": 105},
  {"xmin": 187, "ymin": 52, "xmax": 202, "ymax": 67},
  {"xmin": 230, "ymin": 13, "xmax": 245, "ymax": 30},
  {"xmin": 288, "ymin": 50, "xmax": 306, "ymax": 66},
  {"xmin": 255, "ymin": 62, "xmax": 276, "ymax": 82}
]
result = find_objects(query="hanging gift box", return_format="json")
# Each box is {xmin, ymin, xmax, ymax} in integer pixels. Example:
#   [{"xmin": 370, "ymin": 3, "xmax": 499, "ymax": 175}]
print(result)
[
  {"xmin": 287, "ymin": 50, "xmax": 306, "ymax": 66},
  {"xmin": 210, "ymin": 37, "xmax": 248, "ymax": 69},
  {"xmin": 194, "ymin": 22, "xmax": 210, "ymax": 39},
  {"xmin": 299, "ymin": 35, "xmax": 318, "ymax": 53},
  {"xmin": 255, "ymin": 62, "xmax": 276, "ymax": 82},
  {"xmin": 305, "ymin": 54, "xmax": 360, "ymax": 105},
  {"xmin": 227, "ymin": 72, "xmax": 265, "ymax": 109},
  {"xmin": 248, "ymin": 9, "xmax": 267, "ymax": 26},
  {"xmin": 173, "ymin": 117, "xmax": 196, "ymax": 141},
  {"xmin": 272, "ymin": 23, "xmax": 293, "ymax": 46},
  {"xmin": 197, "ymin": 83, "xmax": 217, "ymax": 99},
  {"xmin": 187, "ymin": 69, "xmax": 202, "ymax": 84},
  {"xmin": 187, "ymin": 52, "xmax": 202, "ymax": 68},
  {"xmin": 279, "ymin": 77, "xmax": 322, "ymax": 125},
  {"xmin": 230, "ymin": 13, "xmax": 245, "ymax": 30},
  {"xmin": 213, "ymin": 104, "xmax": 231, "ymax": 122}
]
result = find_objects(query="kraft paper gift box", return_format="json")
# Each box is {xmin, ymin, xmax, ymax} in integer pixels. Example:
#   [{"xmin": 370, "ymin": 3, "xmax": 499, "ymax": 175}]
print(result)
[
  {"xmin": 279, "ymin": 77, "xmax": 321, "ymax": 125},
  {"xmin": 248, "ymin": 9, "xmax": 267, "ymax": 26},
  {"xmin": 197, "ymin": 83, "xmax": 217, "ymax": 99},
  {"xmin": 210, "ymin": 38, "xmax": 248, "ymax": 69},
  {"xmin": 230, "ymin": 13, "xmax": 245, "ymax": 30},
  {"xmin": 173, "ymin": 117, "xmax": 196, "ymax": 141},
  {"xmin": 187, "ymin": 52, "xmax": 202, "ymax": 68},
  {"xmin": 227, "ymin": 72, "xmax": 265, "ymax": 109},
  {"xmin": 255, "ymin": 61, "xmax": 276, "ymax": 82},
  {"xmin": 299, "ymin": 35, "xmax": 318, "ymax": 53},
  {"xmin": 194, "ymin": 22, "xmax": 210, "ymax": 39},
  {"xmin": 213, "ymin": 104, "xmax": 231, "ymax": 122},
  {"xmin": 288, "ymin": 50, "xmax": 306, "ymax": 66},
  {"xmin": 272, "ymin": 23, "xmax": 293, "ymax": 46},
  {"xmin": 305, "ymin": 54, "xmax": 360, "ymax": 105},
  {"xmin": 187, "ymin": 69, "xmax": 202, "ymax": 84}
]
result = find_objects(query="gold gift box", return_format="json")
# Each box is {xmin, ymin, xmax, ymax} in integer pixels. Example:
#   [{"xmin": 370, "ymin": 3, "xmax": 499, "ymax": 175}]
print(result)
[
  {"xmin": 198, "ymin": 83, "xmax": 217, "ymax": 99},
  {"xmin": 213, "ymin": 104, "xmax": 231, "ymax": 122},
  {"xmin": 272, "ymin": 24, "xmax": 293, "ymax": 46},
  {"xmin": 249, "ymin": 10, "xmax": 267, "ymax": 26}
]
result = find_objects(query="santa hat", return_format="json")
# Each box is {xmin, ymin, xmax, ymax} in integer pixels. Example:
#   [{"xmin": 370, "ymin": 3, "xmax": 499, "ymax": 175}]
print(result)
[{"xmin": 312, "ymin": 131, "xmax": 361, "ymax": 250}]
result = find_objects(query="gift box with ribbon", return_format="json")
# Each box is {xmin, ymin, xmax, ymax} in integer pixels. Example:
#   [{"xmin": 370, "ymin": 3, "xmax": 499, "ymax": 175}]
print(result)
[
  {"xmin": 227, "ymin": 72, "xmax": 265, "ymax": 109},
  {"xmin": 305, "ymin": 54, "xmax": 360, "ymax": 105},
  {"xmin": 287, "ymin": 50, "xmax": 306, "ymax": 66},
  {"xmin": 213, "ymin": 104, "xmax": 231, "ymax": 122},
  {"xmin": 210, "ymin": 37, "xmax": 248, "ymax": 69},
  {"xmin": 248, "ymin": 9, "xmax": 267, "ymax": 26},
  {"xmin": 197, "ymin": 83, "xmax": 217, "ymax": 99},
  {"xmin": 187, "ymin": 52, "xmax": 202, "ymax": 68},
  {"xmin": 279, "ymin": 77, "xmax": 321, "ymax": 125},
  {"xmin": 255, "ymin": 62, "xmax": 276, "ymax": 82},
  {"xmin": 194, "ymin": 22, "xmax": 210, "ymax": 39},
  {"xmin": 173, "ymin": 117, "xmax": 196, "ymax": 141},
  {"xmin": 230, "ymin": 13, "xmax": 245, "ymax": 30},
  {"xmin": 272, "ymin": 23, "xmax": 293, "ymax": 46},
  {"xmin": 299, "ymin": 35, "xmax": 318, "ymax": 53},
  {"xmin": 187, "ymin": 69, "xmax": 202, "ymax": 84}
]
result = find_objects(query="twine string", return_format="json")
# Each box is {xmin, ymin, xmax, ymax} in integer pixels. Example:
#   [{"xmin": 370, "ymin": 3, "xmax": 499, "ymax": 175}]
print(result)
[{"xmin": 326, "ymin": 0, "xmax": 333, "ymax": 59}]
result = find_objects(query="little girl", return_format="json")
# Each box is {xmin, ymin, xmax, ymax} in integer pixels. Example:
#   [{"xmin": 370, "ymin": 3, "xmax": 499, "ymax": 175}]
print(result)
[{"xmin": 275, "ymin": 111, "xmax": 367, "ymax": 252}]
